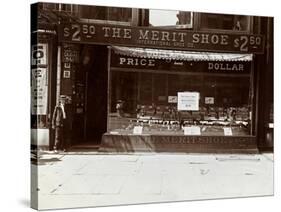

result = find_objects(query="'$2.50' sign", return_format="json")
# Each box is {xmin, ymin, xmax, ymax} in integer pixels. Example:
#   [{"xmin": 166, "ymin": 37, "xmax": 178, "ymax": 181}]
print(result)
[{"xmin": 60, "ymin": 23, "xmax": 265, "ymax": 54}]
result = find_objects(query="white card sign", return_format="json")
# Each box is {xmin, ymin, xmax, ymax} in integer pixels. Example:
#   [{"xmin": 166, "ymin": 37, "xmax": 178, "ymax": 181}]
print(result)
[
  {"xmin": 177, "ymin": 92, "xmax": 199, "ymax": 111},
  {"xmin": 205, "ymin": 97, "xmax": 214, "ymax": 104},
  {"xmin": 184, "ymin": 126, "xmax": 201, "ymax": 135},
  {"xmin": 223, "ymin": 127, "xmax": 233, "ymax": 136},
  {"xmin": 133, "ymin": 126, "xmax": 143, "ymax": 134},
  {"xmin": 168, "ymin": 96, "xmax": 178, "ymax": 103}
]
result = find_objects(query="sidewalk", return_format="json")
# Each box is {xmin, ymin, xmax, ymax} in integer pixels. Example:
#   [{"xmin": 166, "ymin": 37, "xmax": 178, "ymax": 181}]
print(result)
[{"xmin": 32, "ymin": 152, "xmax": 274, "ymax": 210}]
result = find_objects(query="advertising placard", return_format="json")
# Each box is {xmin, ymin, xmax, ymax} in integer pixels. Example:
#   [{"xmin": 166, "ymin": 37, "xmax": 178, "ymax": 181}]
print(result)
[
  {"xmin": 168, "ymin": 96, "xmax": 178, "ymax": 103},
  {"xmin": 183, "ymin": 126, "xmax": 201, "ymax": 135},
  {"xmin": 133, "ymin": 126, "xmax": 143, "ymax": 135},
  {"xmin": 205, "ymin": 97, "xmax": 215, "ymax": 104},
  {"xmin": 31, "ymin": 68, "xmax": 48, "ymax": 115},
  {"xmin": 31, "ymin": 44, "xmax": 48, "ymax": 66},
  {"xmin": 177, "ymin": 92, "xmax": 199, "ymax": 111}
]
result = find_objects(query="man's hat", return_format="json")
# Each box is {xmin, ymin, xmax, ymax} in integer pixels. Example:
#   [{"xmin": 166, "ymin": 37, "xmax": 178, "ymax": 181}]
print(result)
[{"xmin": 60, "ymin": 95, "xmax": 72, "ymax": 103}]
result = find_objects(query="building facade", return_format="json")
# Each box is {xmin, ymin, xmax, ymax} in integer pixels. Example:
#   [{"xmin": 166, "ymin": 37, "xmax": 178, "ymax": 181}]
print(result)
[{"xmin": 31, "ymin": 3, "xmax": 273, "ymax": 153}]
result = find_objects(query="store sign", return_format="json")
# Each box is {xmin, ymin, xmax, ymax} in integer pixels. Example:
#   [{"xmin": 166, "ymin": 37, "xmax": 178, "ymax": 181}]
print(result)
[
  {"xmin": 63, "ymin": 70, "xmax": 71, "ymax": 78},
  {"xmin": 111, "ymin": 54, "xmax": 251, "ymax": 74},
  {"xmin": 62, "ymin": 43, "xmax": 80, "ymax": 63},
  {"xmin": 31, "ymin": 44, "xmax": 47, "ymax": 66},
  {"xmin": 208, "ymin": 62, "xmax": 245, "ymax": 71},
  {"xmin": 31, "ymin": 68, "xmax": 48, "ymax": 115},
  {"xmin": 119, "ymin": 57, "xmax": 155, "ymax": 67},
  {"xmin": 59, "ymin": 23, "xmax": 264, "ymax": 53},
  {"xmin": 177, "ymin": 92, "xmax": 200, "ymax": 111},
  {"xmin": 61, "ymin": 43, "xmax": 80, "ymax": 95},
  {"xmin": 149, "ymin": 135, "xmax": 256, "ymax": 144}
]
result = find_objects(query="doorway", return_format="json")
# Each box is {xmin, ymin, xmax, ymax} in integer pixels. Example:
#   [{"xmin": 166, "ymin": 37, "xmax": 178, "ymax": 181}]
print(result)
[{"xmin": 72, "ymin": 45, "xmax": 108, "ymax": 146}]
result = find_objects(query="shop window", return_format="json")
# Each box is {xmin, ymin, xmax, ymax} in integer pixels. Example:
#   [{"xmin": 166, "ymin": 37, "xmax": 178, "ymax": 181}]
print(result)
[
  {"xmin": 108, "ymin": 66, "xmax": 252, "ymax": 136},
  {"xmin": 139, "ymin": 73, "xmax": 153, "ymax": 105},
  {"xmin": 110, "ymin": 71, "xmax": 137, "ymax": 114},
  {"xmin": 200, "ymin": 13, "xmax": 251, "ymax": 32},
  {"xmin": 78, "ymin": 5, "xmax": 134, "ymax": 25},
  {"xmin": 153, "ymin": 74, "xmax": 167, "ymax": 104},
  {"xmin": 149, "ymin": 9, "xmax": 193, "ymax": 29}
]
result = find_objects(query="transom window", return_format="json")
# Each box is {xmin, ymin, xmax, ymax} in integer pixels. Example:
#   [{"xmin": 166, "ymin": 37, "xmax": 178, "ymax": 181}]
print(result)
[
  {"xmin": 149, "ymin": 9, "xmax": 193, "ymax": 29},
  {"xmin": 200, "ymin": 13, "xmax": 251, "ymax": 32}
]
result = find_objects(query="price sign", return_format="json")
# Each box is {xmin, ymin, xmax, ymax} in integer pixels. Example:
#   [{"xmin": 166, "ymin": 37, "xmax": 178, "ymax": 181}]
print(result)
[
  {"xmin": 205, "ymin": 97, "xmax": 214, "ymax": 104},
  {"xmin": 177, "ymin": 92, "xmax": 200, "ymax": 111},
  {"xmin": 59, "ymin": 23, "xmax": 264, "ymax": 53},
  {"xmin": 223, "ymin": 127, "xmax": 233, "ymax": 136},
  {"xmin": 184, "ymin": 126, "xmax": 201, "ymax": 135},
  {"xmin": 233, "ymin": 35, "xmax": 263, "ymax": 52},
  {"xmin": 133, "ymin": 126, "xmax": 143, "ymax": 135},
  {"xmin": 168, "ymin": 96, "xmax": 178, "ymax": 103}
]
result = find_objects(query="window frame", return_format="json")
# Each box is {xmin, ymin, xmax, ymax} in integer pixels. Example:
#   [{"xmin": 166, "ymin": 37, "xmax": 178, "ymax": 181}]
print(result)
[
  {"xmin": 78, "ymin": 7, "xmax": 139, "ymax": 26},
  {"xmin": 198, "ymin": 13, "xmax": 254, "ymax": 33}
]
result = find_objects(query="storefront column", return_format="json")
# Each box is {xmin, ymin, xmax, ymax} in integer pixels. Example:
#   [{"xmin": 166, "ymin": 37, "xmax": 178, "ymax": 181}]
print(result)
[
  {"xmin": 107, "ymin": 47, "xmax": 112, "ymax": 132},
  {"xmin": 56, "ymin": 46, "xmax": 62, "ymax": 105}
]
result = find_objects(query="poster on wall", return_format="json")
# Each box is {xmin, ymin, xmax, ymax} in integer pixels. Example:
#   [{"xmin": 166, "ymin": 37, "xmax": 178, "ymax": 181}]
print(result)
[
  {"xmin": 31, "ymin": 68, "xmax": 48, "ymax": 115},
  {"xmin": 177, "ymin": 92, "xmax": 200, "ymax": 111},
  {"xmin": 31, "ymin": 43, "xmax": 48, "ymax": 66}
]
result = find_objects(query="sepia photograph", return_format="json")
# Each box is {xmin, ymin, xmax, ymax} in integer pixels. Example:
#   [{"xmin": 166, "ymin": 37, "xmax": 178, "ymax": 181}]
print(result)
[{"xmin": 30, "ymin": 1, "xmax": 274, "ymax": 210}]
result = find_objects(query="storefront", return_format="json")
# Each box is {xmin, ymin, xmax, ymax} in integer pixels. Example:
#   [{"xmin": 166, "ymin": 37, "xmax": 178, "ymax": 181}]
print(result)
[
  {"xmin": 55, "ymin": 21, "xmax": 267, "ymax": 153},
  {"xmin": 98, "ymin": 46, "xmax": 256, "ymax": 152}
]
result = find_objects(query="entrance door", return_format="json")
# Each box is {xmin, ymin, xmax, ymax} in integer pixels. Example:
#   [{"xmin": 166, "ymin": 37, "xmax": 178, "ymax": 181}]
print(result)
[
  {"xmin": 72, "ymin": 45, "xmax": 108, "ymax": 145},
  {"xmin": 84, "ymin": 45, "xmax": 108, "ymax": 144}
]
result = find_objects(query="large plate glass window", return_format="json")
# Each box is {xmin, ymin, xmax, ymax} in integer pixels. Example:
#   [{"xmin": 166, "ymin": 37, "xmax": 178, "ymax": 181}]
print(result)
[{"xmin": 108, "ymin": 49, "xmax": 253, "ymax": 137}]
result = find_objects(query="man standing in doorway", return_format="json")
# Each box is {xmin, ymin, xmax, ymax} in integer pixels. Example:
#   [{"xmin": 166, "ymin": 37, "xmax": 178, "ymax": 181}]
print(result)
[{"xmin": 52, "ymin": 96, "xmax": 67, "ymax": 152}]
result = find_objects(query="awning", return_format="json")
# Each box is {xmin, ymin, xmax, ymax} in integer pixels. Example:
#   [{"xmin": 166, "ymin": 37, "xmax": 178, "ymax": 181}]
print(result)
[{"xmin": 112, "ymin": 46, "xmax": 253, "ymax": 62}]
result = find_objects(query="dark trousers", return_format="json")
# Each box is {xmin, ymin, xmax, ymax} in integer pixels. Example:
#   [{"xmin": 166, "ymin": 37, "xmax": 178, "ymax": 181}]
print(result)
[{"xmin": 54, "ymin": 126, "xmax": 64, "ymax": 150}]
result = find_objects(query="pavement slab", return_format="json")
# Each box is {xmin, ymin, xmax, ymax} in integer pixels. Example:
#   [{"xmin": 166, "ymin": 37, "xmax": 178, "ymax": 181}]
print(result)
[{"xmin": 35, "ymin": 152, "xmax": 274, "ymax": 210}]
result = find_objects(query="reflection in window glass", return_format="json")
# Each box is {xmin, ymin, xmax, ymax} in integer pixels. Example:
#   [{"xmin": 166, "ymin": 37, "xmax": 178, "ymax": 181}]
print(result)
[
  {"xmin": 149, "ymin": 9, "xmax": 192, "ymax": 28},
  {"xmin": 153, "ymin": 74, "xmax": 166, "ymax": 104},
  {"xmin": 200, "ymin": 13, "xmax": 250, "ymax": 31}
]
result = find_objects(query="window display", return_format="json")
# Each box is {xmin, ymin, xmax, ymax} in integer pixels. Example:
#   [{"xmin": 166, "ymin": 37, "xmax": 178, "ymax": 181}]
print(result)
[{"xmin": 108, "ymin": 48, "xmax": 253, "ymax": 137}]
